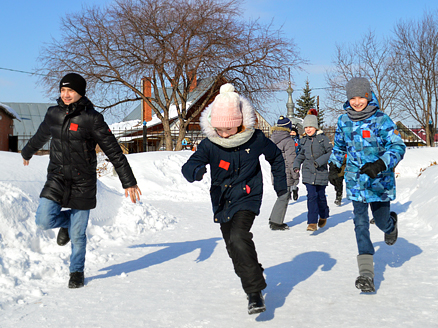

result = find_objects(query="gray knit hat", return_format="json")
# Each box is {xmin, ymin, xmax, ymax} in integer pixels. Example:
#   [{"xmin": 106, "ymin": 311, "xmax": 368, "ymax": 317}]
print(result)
[
  {"xmin": 303, "ymin": 114, "xmax": 318, "ymax": 129},
  {"xmin": 346, "ymin": 77, "xmax": 372, "ymax": 101}
]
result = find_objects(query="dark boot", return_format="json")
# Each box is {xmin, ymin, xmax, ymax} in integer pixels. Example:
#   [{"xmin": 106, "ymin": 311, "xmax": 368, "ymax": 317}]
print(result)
[
  {"xmin": 292, "ymin": 187, "xmax": 299, "ymax": 201},
  {"xmin": 68, "ymin": 272, "xmax": 85, "ymax": 289},
  {"xmin": 334, "ymin": 191, "xmax": 342, "ymax": 206},
  {"xmin": 385, "ymin": 212, "xmax": 398, "ymax": 245},
  {"xmin": 247, "ymin": 291, "xmax": 266, "ymax": 314},
  {"xmin": 57, "ymin": 227, "xmax": 70, "ymax": 246},
  {"xmin": 269, "ymin": 222, "xmax": 290, "ymax": 231}
]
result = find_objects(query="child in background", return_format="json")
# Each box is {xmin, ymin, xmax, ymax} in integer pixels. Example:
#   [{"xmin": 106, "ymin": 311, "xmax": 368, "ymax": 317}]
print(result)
[
  {"xmin": 268, "ymin": 116, "xmax": 297, "ymax": 230},
  {"xmin": 289, "ymin": 124, "xmax": 301, "ymax": 200},
  {"xmin": 181, "ymin": 83, "xmax": 287, "ymax": 314},
  {"xmin": 293, "ymin": 113, "xmax": 332, "ymax": 231},
  {"xmin": 329, "ymin": 77, "xmax": 406, "ymax": 293}
]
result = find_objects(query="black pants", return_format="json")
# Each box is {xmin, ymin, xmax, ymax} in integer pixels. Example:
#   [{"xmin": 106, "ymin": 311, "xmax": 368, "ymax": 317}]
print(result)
[
  {"xmin": 220, "ymin": 210, "xmax": 266, "ymax": 294},
  {"xmin": 333, "ymin": 176, "xmax": 344, "ymax": 196}
]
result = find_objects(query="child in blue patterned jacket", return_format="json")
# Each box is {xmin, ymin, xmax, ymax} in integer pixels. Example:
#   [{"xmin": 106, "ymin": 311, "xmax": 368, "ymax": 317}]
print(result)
[{"xmin": 329, "ymin": 77, "xmax": 406, "ymax": 293}]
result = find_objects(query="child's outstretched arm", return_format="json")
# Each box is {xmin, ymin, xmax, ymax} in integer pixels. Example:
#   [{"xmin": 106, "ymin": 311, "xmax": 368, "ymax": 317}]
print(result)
[
  {"xmin": 262, "ymin": 137, "xmax": 287, "ymax": 195},
  {"xmin": 182, "ymin": 140, "xmax": 210, "ymax": 183}
]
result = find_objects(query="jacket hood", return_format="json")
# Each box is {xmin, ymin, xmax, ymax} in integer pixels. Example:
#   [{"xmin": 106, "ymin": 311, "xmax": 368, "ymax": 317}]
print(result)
[{"xmin": 270, "ymin": 127, "xmax": 291, "ymax": 144}]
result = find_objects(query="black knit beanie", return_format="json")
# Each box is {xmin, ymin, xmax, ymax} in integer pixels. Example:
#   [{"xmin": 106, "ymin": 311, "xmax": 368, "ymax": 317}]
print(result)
[{"xmin": 59, "ymin": 73, "xmax": 86, "ymax": 96}]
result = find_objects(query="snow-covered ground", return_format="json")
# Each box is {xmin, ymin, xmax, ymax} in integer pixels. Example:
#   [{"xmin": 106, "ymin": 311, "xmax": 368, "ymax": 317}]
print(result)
[{"xmin": 0, "ymin": 147, "xmax": 437, "ymax": 327}]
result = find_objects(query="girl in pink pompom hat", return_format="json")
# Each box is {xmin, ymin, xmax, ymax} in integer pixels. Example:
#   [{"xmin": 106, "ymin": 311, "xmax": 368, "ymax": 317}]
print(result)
[{"xmin": 182, "ymin": 83, "xmax": 287, "ymax": 315}]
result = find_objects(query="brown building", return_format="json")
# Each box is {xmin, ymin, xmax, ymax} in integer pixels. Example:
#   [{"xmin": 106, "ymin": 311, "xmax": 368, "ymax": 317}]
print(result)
[
  {"xmin": 0, "ymin": 103, "xmax": 21, "ymax": 151},
  {"xmin": 118, "ymin": 78, "xmax": 272, "ymax": 152}
]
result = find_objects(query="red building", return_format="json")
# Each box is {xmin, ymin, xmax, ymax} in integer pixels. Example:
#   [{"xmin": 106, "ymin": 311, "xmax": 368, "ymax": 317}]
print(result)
[{"xmin": 0, "ymin": 103, "xmax": 21, "ymax": 151}]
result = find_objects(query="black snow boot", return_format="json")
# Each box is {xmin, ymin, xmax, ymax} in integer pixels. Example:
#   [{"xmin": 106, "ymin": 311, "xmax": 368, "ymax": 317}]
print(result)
[
  {"xmin": 57, "ymin": 227, "xmax": 70, "ymax": 246},
  {"xmin": 68, "ymin": 272, "xmax": 85, "ymax": 289},
  {"xmin": 292, "ymin": 187, "xmax": 299, "ymax": 201},
  {"xmin": 385, "ymin": 212, "xmax": 398, "ymax": 246},
  {"xmin": 355, "ymin": 276, "xmax": 375, "ymax": 293},
  {"xmin": 334, "ymin": 192, "xmax": 342, "ymax": 206},
  {"xmin": 269, "ymin": 222, "xmax": 290, "ymax": 231},
  {"xmin": 247, "ymin": 291, "xmax": 266, "ymax": 315}
]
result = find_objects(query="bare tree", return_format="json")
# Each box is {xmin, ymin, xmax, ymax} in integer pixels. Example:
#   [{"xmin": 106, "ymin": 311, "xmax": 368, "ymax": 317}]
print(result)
[
  {"xmin": 392, "ymin": 12, "xmax": 438, "ymax": 146},
  {"xmin": 37, "ymin": 0, "xmax": 304, "ymax": 150},
  {"xmin": 325, "ymin": 31, "xmax": 402, "ymax": 119}
]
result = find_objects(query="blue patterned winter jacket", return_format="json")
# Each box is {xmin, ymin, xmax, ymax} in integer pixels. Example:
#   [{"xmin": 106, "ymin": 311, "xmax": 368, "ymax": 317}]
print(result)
[{"xmin": 329, "ymin": 97, "xmax": 406, "ymax": 203}]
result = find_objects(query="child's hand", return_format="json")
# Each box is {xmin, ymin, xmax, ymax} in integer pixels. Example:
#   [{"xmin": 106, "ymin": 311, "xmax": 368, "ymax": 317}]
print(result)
[
  {"xmin": 360, "ymin": 159, "xmax": 386, "ymax": 179},
  {"xmin": 294, "ymin": 168, "xmax": 300, "ymax": 173},
  {"xmin": 194, "ymin": 166, "xmax": 207, "ymax": 181},
  {"xmin": 329, "ymin": 163, "xmax": 341, "ymax": 184}
]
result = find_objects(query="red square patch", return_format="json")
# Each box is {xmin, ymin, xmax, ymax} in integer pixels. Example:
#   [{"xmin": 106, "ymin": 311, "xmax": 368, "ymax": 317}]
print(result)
[
  {"xmin": 362, "ymin": 130, "xmax": 371, "ymax": 138},
  {"xmin": 219, "ymin": 160, "xmax": 230, "ymax": 171},
  {"xmin": 70, "ymin": 123, "xmax": 78, "ymax": 131}
]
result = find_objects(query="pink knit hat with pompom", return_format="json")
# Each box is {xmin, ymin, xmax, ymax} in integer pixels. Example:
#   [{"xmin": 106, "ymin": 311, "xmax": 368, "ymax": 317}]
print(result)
[{"xmin": 210, "ymin": 83, "xmax": 242, "ymax": 128}]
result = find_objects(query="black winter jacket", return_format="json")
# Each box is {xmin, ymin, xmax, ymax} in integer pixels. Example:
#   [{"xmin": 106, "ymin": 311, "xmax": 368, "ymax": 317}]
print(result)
[
  {"xmin": 22, "ymin": 97, "xmax": 137, "ymax": 210},
  {"xmin": 182, "ymin": 130, "xmax": 287, "ymax": 223}
]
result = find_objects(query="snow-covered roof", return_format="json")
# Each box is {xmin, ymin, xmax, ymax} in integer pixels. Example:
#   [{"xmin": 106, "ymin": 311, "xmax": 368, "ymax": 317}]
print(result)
[{"xmin": 0, "ymin": 102, "xmax": 22, "ymax": 121}]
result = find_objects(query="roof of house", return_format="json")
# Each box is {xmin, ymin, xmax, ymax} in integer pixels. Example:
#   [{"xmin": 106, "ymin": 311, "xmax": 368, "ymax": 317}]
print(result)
[
  {"xmin": 1, "ymin": 102, "xmax": 55, "ymax": 136},
  {"xmin": 0, "ymin": 102, "xmax": 22, "ymax": 121},
  {"xmin": 123, "ymin": 77, "xmax": 217, "ymax": 123}
]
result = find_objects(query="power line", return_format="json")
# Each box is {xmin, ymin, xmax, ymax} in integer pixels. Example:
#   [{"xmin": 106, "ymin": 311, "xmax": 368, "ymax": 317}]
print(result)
[{"xmin": 0, "ymin": 66, "xmax": 48, "ymax": 77}]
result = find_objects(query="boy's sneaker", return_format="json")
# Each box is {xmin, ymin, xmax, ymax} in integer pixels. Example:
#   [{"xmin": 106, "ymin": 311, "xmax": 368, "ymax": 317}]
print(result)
[
  {"xmin": 269, "ymin": 222, "xmax": 289, "ymax": 230},
  {"xmin": 292, "ymin": 188, "xmax": 299, "ymax": 201},
  {"xmin": 247, "ymin": 291, "xmax": 266, "ymax": 314},
  {"xmin": 57, "ymin": 227, "xmax": 70, "ymax": 246},
  {"xmin": 307, "ymin": 224, "xmax": 317, "ymax": 231},
  {"xmin": 355, "ymin": 276, "xmax": 375, "ymax": 293},
  {"xmin": 68, "ymin": 272, "xmax": 85, "ymax": 289},
  {"xmin": 385, "ymin": 212, "xmax": 398, "ymax": 245}
]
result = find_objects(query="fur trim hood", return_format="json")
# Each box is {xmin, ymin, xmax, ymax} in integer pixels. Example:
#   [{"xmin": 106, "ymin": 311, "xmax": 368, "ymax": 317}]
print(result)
[
  {"xmin": 200, "ymin": 95, "xmax": 256, "ymax": 138},
  {"xmin": 200, "ymin": 94, "xmax": 257, "ymax": 148}
]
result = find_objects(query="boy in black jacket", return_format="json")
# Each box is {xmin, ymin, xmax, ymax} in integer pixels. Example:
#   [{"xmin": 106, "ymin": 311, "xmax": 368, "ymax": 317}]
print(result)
[{"xmin": 22, "ymin": 73, "xmax": 141, "ymax": 288}]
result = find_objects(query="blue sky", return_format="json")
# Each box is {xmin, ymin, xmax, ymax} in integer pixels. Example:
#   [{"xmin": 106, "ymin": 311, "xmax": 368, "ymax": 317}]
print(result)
[{"xmin": 0, "ymin": 0, "xmax": 436, "ymax": 122}]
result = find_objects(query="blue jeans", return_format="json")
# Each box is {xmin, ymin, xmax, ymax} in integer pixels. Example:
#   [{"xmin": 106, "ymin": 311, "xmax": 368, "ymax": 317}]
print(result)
[
  {"xmin": 352, "ymin": 201, "xmax": 395, "ymax": 255},
  {"xmin": 35, "ymin": 197, "xmax": 90, "ymax": 273},
  {"xmin": 305, "ymin": 184, "xmax": 329, "ymax": 224}
]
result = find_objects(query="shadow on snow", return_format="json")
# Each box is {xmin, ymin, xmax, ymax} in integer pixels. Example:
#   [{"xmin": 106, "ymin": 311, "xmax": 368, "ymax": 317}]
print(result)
[
  {"xmin": 87, "ymin": 237, "xmax": 222, "ymax": 281},
  {"xmin": 256, "ymin": 251, "xmax": 337, "ymax": 321}
]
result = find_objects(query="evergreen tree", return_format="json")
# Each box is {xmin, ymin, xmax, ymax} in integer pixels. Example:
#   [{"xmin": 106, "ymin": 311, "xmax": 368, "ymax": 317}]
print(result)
[
  {"xmin": 296, "ymin": 80, "xmax": 316, "ymax": 119},
  {"xmin": 296, "ymin": 80, "xmax": 325, "ymax": 127}
]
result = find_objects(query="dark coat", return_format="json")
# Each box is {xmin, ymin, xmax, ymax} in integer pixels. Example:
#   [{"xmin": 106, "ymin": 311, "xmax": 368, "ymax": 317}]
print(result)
[
  {"xmin": 182, "ymin": 129, "xmax": 287, "ymax": 223},
  {"xmin": 293, "ymin": 131, "xmax": 332, "ymax": 186},
  {"xmin": 22, "ymin": 97, "xmax": 137, "ymax": 210}
]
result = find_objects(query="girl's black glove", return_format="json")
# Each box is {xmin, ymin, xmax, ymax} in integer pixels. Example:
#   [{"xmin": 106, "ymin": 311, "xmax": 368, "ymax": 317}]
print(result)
[
  {"xmin": 360, "ymin": 159, "xmax": 386, "ymax": 179},
  {"xmin": 194, "ymin": 166, "xmax": 207, "ymax": 181}
]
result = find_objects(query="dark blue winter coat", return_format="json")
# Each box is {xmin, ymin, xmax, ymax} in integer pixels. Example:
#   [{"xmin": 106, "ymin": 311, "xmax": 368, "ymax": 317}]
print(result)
[{"xmin": 182, "ymin": 129, "xmax": 287, "ymax": 223}]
